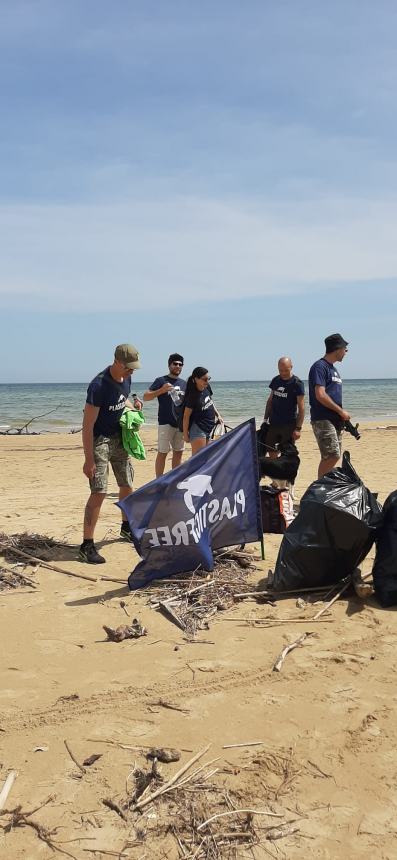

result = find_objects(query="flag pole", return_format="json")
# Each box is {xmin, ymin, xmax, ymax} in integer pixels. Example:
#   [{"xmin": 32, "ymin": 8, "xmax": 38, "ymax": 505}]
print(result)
[{"xmin": 260, "ymin": 536, "xmax": 265, "ymax": 560}]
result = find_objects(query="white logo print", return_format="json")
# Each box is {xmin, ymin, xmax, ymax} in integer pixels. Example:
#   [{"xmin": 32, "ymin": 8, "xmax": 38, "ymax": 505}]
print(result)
[
  {"xmin": 177, "ymin": 474, "xmax": 214, "ymax": 514},
  {"xmin": 118, "ymin": 394, "xmax": 124, "ymax": 402},
  {"xmin": 277, "ymin": 386, "xmax": 285, "ymax": 392}
]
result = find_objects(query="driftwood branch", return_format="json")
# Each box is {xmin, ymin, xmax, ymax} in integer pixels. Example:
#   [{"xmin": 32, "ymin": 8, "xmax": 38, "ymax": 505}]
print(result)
[
  {"xmin": 3, "ymin": 405, "xmax": 64, "ymax": 435},
  {"xmin": 272, "ymin": 632, "xmax": 315, "ymax": 672}
]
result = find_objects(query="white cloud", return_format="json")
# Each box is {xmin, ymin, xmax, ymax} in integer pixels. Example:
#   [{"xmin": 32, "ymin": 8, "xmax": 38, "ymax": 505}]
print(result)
[{"xmin": 1, "ymin": 192, "xmax": 396, "ymax": 312}]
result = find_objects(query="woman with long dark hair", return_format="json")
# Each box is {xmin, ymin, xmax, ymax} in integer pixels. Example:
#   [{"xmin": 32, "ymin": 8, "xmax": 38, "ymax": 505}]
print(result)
[{"xmin": 182, "ymin": 367, "xmax": 223, "ymax": 455}]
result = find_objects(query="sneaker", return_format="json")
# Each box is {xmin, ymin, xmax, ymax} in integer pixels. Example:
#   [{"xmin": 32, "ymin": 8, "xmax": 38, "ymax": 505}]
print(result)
[
  {"xmin": 78, "ymin": 542, "xmax": 106, "ymax": 564},
  {"xmin": 120, "ymin": 523, "xmax": 133, "ymax": 542}
]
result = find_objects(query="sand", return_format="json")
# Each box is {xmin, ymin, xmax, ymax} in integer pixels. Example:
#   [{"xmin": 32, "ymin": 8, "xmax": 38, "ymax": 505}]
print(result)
[{"xmin": 0, "ymin": 424, "xmax": 397, "ymax": 859}]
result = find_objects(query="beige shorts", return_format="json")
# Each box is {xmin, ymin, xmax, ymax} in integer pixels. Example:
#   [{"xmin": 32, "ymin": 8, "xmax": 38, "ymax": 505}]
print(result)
[
  {"xmin": 312, "ymin": 420, "xmax": 343, "ymax": 459},
  {"xmin": 158, "ymin": 424, "xmax": 185, "ymax": 454},
  {"xmin": 90, "ymin": 433, "xmax": 134, "ymax": 493}
]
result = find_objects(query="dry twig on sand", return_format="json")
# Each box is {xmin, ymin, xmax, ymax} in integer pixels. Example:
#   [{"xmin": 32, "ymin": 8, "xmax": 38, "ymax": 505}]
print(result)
[
  {"xmin": 0, "ymin": 796, "xmax": 77, "ymax": 859},
  {"xmin": 272, "ymin": 632, "xmax": 315, "ymax": 672}
]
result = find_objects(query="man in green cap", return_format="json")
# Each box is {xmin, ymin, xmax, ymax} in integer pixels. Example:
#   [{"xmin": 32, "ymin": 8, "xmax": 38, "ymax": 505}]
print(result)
[{"xmin": 79, "ymin": 344, "xmax": 142, "ymax": 564}]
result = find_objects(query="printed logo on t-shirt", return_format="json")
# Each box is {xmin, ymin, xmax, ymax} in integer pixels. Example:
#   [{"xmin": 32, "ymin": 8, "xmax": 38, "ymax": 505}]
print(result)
[
  {"xmin": 202, "ymin": 395, "xmax": 213, "ymax": 411},
  {"xmin": 109, "ymin": 397, "xmax": 126, "ymax": 413},
  {"xmin": 274, "ymin": 386, "xmax": 288, "ymax": 399},
  {"xmin": 331, "ymin": 374, "xmax": 342, "ymax": 385}
]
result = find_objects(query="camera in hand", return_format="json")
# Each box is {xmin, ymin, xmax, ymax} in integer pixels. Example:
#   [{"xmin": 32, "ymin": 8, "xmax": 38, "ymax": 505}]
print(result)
[{"xmin": 344, "ymin": 419, "xmax": 361, "ymax": 440}]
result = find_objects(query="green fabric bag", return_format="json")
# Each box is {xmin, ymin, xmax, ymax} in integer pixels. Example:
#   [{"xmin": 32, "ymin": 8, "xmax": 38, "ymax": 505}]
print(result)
[{"xmin": 119, "ymin": 409, "xmax": 146, "ymax": 460}]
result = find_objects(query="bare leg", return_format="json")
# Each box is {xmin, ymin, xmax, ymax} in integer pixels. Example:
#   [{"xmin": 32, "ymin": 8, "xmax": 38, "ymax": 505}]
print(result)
[
  {"xmin": 318, "ymin": 455, "xmax": 339, "ymax": 479},
  {"xmin": 191, "ymin": 438, "xmax": 207, "ymax": 456},
  {"xmin": 119, "ymin": 485, "xmax": 133, "ymax": 522},
  {"xmin": 83, "ymin": 492, "xmax": 106, "ymax": 540},
  {"xmin": 172, "ymin": 450, "xmax": 183, "ymax": 469},
  {"xmin": 155, "ymin": 452, "xmax": 167, "ymax": 478}
]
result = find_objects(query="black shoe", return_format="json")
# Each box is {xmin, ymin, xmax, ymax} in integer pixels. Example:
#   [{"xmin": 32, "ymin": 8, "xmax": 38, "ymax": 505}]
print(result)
[
  {"xmin": 120, "ymin": 523, "xmax": 133, "ymax": 542},
  {"xmin": 78, "ymin": 542, "xmax": 105, "ymax": 564}
]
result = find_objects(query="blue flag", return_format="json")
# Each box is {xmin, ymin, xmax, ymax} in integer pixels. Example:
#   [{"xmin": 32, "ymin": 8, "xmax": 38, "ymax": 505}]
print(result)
[{"xmin": 118, "ymin": 419, "xmax": 263, "ymax": 589}]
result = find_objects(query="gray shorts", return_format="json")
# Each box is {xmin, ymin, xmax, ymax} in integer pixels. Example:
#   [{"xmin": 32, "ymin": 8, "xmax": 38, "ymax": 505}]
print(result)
[
  {"xmin": 312, "ymin": 420, "xmax": 343, "ymax": 459},
  {"xmin": 158, "ymin": 424, "xmax": 185, "ymax": 454},
  {"xmin": 189, "ymin": 421, "xmax": 209, "ymax": 441},
  {"xmin": 90, "ymin": 433, "xmax": 134, "ymax": 493}
]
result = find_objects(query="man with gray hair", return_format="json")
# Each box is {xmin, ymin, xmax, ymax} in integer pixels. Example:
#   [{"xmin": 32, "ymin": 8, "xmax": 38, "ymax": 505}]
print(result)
[{"xmin": 264, "ymin": 357, "xmax": 305, "ymax": 459}]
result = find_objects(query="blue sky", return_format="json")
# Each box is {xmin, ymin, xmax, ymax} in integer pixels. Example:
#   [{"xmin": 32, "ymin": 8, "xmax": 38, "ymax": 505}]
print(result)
[{"xmin": 1, "ymin": 0, "xmax": 397, "ymax": 381}]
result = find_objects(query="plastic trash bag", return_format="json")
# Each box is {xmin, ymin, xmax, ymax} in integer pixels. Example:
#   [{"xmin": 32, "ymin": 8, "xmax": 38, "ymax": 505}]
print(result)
[
  {"xmin": 372, "ymin": 490, "xmax": 397, "ymax": 607},
  {"xmin": 273, "ymin": 453, "xmax": 383, "ymax": 591}
]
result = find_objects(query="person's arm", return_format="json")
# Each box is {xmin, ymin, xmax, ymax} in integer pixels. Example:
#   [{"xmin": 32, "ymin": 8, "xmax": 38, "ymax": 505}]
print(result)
[
  {"xmin": 264, "ymin": 391, "xmax": 273, "ymax": 421},
  {"xmin": 292, "ymin": 395, "xmax": 305, "ymax": 440},
  {"xmin": 143, "ymin": 382, "xmax": 173, "ymax": 401},
  {"xmin": 183, "ymin": 406, "xmax": 193, "ymax": 443},
  {"xmin": 315, "ymin": 386, "xmax": 350, "ymax": 421},
  {"xmin": 82, "ymin": 403, "xmax": 100, "ymax": 479}
]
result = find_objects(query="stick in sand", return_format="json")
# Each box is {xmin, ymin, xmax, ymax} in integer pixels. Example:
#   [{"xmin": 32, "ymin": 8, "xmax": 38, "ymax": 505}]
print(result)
[
  {"xmin": 312, "ymin": 576, "xmax": 352, "ymax": 620},
  {"xmin": 64, "ymin": 739, "xmax": 86, "ymax": 775},
  {"xmin": 0, "ymin": 770, "xmax": 17, "ymax": 810},
  {"xmin": 222, "ymin": 741, "xmax": 264, "ymax": 749},
  {"xmin": 197, "ymin": 807, "xmax": 282, "ymax": 831},
  {"xmin": 272, "ymin": 632, "xmax": 315, "ymax": 672},
  {"xmin": 131, "ymin": 744, "xmax": 211, "ymax": 811},
  {"xmin": 0, "ymin": 543, "xmax": 97, "ymax": 583}
]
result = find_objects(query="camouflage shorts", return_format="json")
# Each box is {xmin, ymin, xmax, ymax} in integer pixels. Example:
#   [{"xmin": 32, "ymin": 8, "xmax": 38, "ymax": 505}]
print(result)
[
  {"xmin": 90, "ymin": 433, "xmax": 134, "ymax": 493},
  {"xmin": 312, "ymin": 420, "xmax": 342, "ymax": 459}
]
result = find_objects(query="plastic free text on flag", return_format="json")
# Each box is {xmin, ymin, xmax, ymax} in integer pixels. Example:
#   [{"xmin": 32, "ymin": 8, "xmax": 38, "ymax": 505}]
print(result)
[{"xmin": 118, "ymin": 419, "xmax": 262, "ymax": 589}]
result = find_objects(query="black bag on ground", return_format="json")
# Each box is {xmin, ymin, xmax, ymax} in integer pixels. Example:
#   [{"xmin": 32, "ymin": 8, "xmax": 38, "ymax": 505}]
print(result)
[
  {"xmin": 372, "ymin": 490, "xmax": 397, "ymax": 607},
  {"xmin": 260, "ymin": 486, "xmax": 294, "ymax": 534},
  {"xmin": 273, "ymin": 453, "xmax": 383, "ymax": 591},
  {"xmin": 257, "ymin": 421, "xmax": 269, "ymax": 474}
]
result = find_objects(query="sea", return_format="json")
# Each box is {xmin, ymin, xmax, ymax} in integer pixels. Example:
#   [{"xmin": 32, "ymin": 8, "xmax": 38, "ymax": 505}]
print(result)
[{"xmin": 1, "ymin": 380, "xmax": 397, "ymax": 433}]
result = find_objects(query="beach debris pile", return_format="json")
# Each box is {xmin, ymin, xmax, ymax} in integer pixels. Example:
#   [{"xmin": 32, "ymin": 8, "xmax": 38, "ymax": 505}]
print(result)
[
  {"xmin": 0, "ymin": 531, "xmax": 68, "ymax": 564},
  {"xmin": 97, "ymin": 743, "xmax": 304, "ymax": 858},
  {"xmin": 141, "ymin": 547, "xmax": 261, "ymax": 636}
]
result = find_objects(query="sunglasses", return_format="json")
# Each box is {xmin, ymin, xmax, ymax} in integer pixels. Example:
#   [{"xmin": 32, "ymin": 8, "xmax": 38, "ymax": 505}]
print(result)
[
  {"xmin": 200, "ymin": 376, "xmax": 211, "ymax": 382},
  {"xmin": 171, "ymin": 361, "xmax": 183, "ymax": 366}
]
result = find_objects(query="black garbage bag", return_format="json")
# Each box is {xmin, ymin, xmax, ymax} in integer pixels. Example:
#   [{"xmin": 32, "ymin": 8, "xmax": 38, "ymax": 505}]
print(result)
[
  {"xmin": 273, "ymin": 453, "xmax": 383, "ymax": 591},
  {"xmin": 372, "ymin": 490, "xmax": 397, "ymax": 607}
]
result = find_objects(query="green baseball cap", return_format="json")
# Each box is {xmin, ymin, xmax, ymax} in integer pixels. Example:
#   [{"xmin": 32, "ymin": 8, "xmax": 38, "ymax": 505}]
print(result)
[{"xmin": 114, "ymin": 343, "xmax": 141, "ymax": 369}]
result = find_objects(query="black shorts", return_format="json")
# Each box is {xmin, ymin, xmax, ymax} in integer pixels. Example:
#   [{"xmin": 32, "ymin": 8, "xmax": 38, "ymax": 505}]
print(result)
[{"xmin": 266, "ymin": 423, "xmax": 295, "ymax": 450}]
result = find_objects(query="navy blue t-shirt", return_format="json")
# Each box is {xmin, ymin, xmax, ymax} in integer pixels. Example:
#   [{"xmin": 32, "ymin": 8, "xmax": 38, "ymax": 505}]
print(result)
[
  {"xmin": 269, "ymin": 375, "xmax": 305, "ymax": 425},
  {"xmin": 149, "ymin": 375, "xmax": 187, "ymax": 426},
  {"xmin": 86, "ymin": 367, "xmax": 131, "ymax": 437},
  {"xmin": 185, "ymin": 388, "xmax": 216, "ymax": 435},
  {"xmin": 309, "ymin": 358, "xmax": 343, "ymax": 423}
]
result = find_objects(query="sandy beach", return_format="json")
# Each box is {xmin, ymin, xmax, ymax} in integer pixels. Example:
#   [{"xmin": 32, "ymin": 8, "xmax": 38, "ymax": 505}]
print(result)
[{"xmin": 1, "ymin": 424, "xmax": 397, "ymax": 859}]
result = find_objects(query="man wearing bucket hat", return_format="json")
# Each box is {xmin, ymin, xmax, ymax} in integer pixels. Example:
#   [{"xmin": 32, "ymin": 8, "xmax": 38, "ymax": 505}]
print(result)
[
  {"xmin": 79, "ymin": 344, "xmax": 142, "ymax": 564},
  {"xmin": 309, "ymin": 334, "xmax": 350, "ymax": 479}
]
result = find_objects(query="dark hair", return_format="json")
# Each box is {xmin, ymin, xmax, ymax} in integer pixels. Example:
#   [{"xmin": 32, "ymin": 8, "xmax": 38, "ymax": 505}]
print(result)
[
  {"xmin": 184, "ymin": 367, "xmax": 212, "ymax": 406},
  {"xmin": 168, "ymin": 353, "xmax": 184, "ymax": 366}
]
